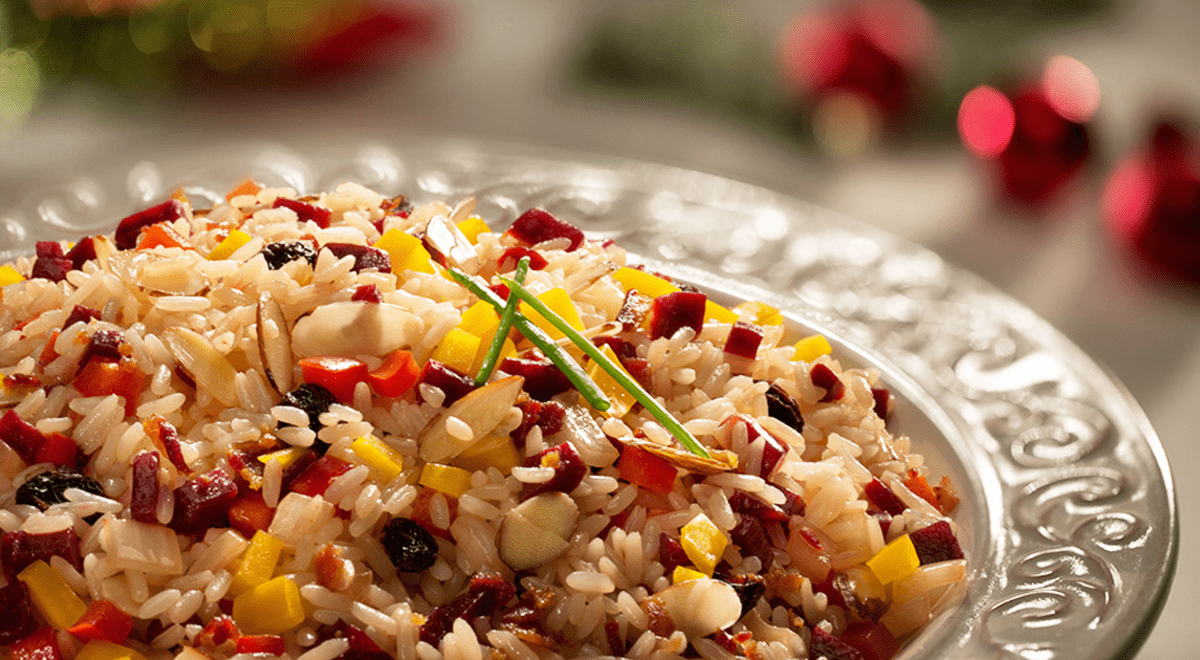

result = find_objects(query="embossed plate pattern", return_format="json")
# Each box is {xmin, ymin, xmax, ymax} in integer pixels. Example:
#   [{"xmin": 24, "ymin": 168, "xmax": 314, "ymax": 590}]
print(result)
[{"xmin": 0, "ymin": 139, "xmax": 1176, "ymax": 659}]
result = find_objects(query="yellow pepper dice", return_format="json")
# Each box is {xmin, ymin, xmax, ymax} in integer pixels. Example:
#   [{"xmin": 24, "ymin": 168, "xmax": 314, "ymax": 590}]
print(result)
[
  {"xmin": 230, "ymin": 530, "xmax": 285, "ymax": 596},
  {"xmin": 257, "ymin": 447, "xmax": 308, "ymax": 471},
  {"xmin": 457, "ymin": 301, "xmax": 517, "ymax": 375},
  {"xmin": 17, "ymin": 559, "xmax": 86, "ymax": 629},
  {"xmin": 866, "ymin": 534, "xmax": 921, "ymax": 585},
  {"xmin": 431, "ymin": 328, "xmax": 481, "ymax": 375},
  {"xmin": 672, "ymin": 566, "xmax": 706, "ymax": 583},
  {"xmin": 419, "ymin": 463, "xmax": 474, "ymax": 498},
  {"xmin": 207, "ymin": 229, "xmax": 252, "ymax": 261},
  {"xmin": 453, "ymin": 435, "xmax": 521, "ymax": 474},
  {"xmin": 456, "ymin": 217, "xmax": 491, "ymax": 244},
  {"xmin": 76, "ymin": 640, "xmax": 148, "ymax": 660},
  {"xmin": 0, "ymin": 265, "xmax": 25, "ymax": 287},
  {"xmin": 519, "ymin": 287, "xmax": 583, "ymax": 341},
  {"xmin": 704, "ymin": 300, "xmax": 739, "ymax": 324},
  {"xmin": 586, "ymin": 344, "xmax": 637, "ymax": 418},
  {"xmin": 733, "ymin": 301, "xmax": 783, "ymax": 326},
  {"xmin": 351, "ymin": 434, "xmax": 405, "ymax": 481},
  {"xmin": 232, "ymin": 575, "xmax": 305, "ymax": 635},
  {"xmin": 374, "ymin": 229, "xmax": 435, "ymax": 274},
  {"xmin": 612, "ymin": 267, "xmax": 679, "ymax": 299},
  {"xmin": 680, "ymin": 513, "xmax": 727, "ymax": 576},
  {"xmin": 792, "ymin": 335, "xmax": 833, "ymax": 363}
]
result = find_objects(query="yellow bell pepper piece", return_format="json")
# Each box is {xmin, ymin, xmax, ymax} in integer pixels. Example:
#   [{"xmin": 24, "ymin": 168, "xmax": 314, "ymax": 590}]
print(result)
[
  {"xmin": 76, "ymin": 640, "xmax": 148, "ymax": 660},
  {"xmin": 680, "ymin": 513, "xmax": 727, "ymax": 576},
  {"xmin": 232, "ymin": 575, "xmax": 305, "ymax": 635},
  {"xmin": 672, "ymin": 566, "xmax": 706, "ymax": 583},
  {"xmin": 374, "ymin": 229, "xmax": 435, "ymax": 274},
  {"xmin": 459, "ymin": 301, "xmax": 499, "ymax": 337},
  {"xmin": 586, "ymin": 344, "xmax": 638, "ymax": 418},
  {"xmin": 519, "ymin": 287, "xmax": 583, "ymax": 342},
  {"xmin": 704, "ymin": 300, "xmax": 739, "ymax": 324},
  {"xmin": 350, "ymin": 434, "xmax": 405, "ymax": 481},
  {"xmin": 257, "ymin": 447, "xmax": 309, "ymax": 471},
  {"xmin": 419, "ymin": 463, "xmax": 474, "ymax": 498},
  {"xmin": 612, "ymin": 267, "xmax": 679, "ymax": 299},
  {"xmin": 229, "ymin": 530, "xmax": 285, "ymax": 596},
  {"xmin": 866, "ymin": 533, "xmax": 921, "ymax": 585},
  {"xmin": 456, "ymin": 217, "xmax": 491, "ymax": 244},
  {"xmin": 792, "ymin": 335, "xmax": 832, "ymax": 363},
  {"xmin": 207, "ymin": 229, "xmax": 252, "ymax": 261},
  {"xmin": 453, "ymin": 435, "xmax": 521, "ymax": 474},
  {"xmin": 431, "ymin": 328, "xmax": 481, "ymax": 375},
  {"xmin": 733, "ymin": 301, "xmax": 783, "ymax": 326},
  {"xmin": 17, "ymin": 559, "xmax": 86, "ymax": 629},
  {"xmin": 0, "ymin": 265, "xmax": 25, "ymax": 287}
]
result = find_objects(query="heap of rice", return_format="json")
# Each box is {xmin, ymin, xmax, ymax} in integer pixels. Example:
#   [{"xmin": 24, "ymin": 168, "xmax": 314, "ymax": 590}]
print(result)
[{"xmin": 0, "ymin": 181, "xmax": 967, "ymax": 660}]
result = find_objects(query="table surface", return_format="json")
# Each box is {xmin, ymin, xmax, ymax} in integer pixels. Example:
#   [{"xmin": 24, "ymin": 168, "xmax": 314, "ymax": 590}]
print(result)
[{"xmin": 1, "ymin": 1, "xmax": 1196, "ymax": 658}]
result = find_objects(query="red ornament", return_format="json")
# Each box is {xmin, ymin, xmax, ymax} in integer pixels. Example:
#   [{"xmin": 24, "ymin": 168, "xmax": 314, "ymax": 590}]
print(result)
[
  {"xmin": 1103, "ymin": 118, "xmax": 1200, "ymax": 282},
  {"xmin": 959, "ymin": 56, "xmax": 1099, "ymax": 206}
]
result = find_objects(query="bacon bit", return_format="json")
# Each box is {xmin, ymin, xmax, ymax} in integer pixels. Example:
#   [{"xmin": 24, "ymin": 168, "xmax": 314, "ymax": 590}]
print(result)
[
  {"xmin": 642, "ymin": 595, "xmax": 675, "ymax": 637},
  {"xmin": 903, "ymin": 469, "xmax": 941, "ymax": 511},
  {"xmin": 143, "ymin": 415, "xmax": 190, "ymax": 473},
  {"xmin": 933, "ymin": 475, "xmax": 959, "ymax": 514},
  {"xmin": 225, "ymin": 178, "xmax": 263, "ymax": 202}
]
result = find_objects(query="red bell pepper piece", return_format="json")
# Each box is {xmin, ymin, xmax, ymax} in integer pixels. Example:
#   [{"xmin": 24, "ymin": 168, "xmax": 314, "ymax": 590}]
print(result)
[
  {"xmin": 617, "ymin": 445, "xmax": 678, "ymax": 494},
  {"xmin": 67, "ymin": 599, "xmax": 134, "ymax": 644},
  {"xmin": 299, "ymin": 356, "xmax": 370, "ymax": 404},
  {"xmin": 228, "ymin": 489, "xmax": 275, "ymax": 538},
  {"xmin": 368, "ymin": 349, "xmax": 421, "ymax": 398},
  {"xmin": 0, "ymin": 410, "xmax": 45, "ymax": 464},
  {"xmin": 11, "ymin": 627, "xmax": 62, "ymax": 660},
  {"xmin": 236, "ymin": 634, "xmax": 286, "ymax": 656},
  {"xmin": 289, "ymin": 456, "xmax": 354, "ymax": 498},
  {"xmin": 73, "ymin": 358, "xmax": 144, "ymax": 417},
  {"xmin": 135, "ymin": 223, "xmax": 190, "ymax": 250},
  {"xmin": 33, "ymin": 432, "xmax": 78, "ymax": 469}
]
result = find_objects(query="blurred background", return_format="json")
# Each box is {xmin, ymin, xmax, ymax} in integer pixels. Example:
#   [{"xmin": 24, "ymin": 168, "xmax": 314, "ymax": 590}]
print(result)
[{"xmin": 0, "ymin": 0, "xmax": 1196, "ymax": 657}]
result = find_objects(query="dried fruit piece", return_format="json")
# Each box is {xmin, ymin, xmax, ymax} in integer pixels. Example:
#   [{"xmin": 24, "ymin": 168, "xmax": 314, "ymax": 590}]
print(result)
[
  {"xmin": 261, "ymin": 241, "xmax": 318, "ymax": 270},
  {"xmin": 381, "ymin": 518, "xmax": 439, "ymax": 572},
  {"xmin": 15, "ymin": 467, "xmax": 104, "ymax": 511}
]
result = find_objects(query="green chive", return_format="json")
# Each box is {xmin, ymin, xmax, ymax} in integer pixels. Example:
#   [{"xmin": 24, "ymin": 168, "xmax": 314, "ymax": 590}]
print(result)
[
  {"xmin": 498, "ymin": 277, "xmax": 712, "ymax": 459},
  {"xmin": 448, "ymin": 268, "xmax": 611, "ymax": 411},
  {"xmin": 473, "ymin": 257, "xmax": 530, "ymax": 386}
]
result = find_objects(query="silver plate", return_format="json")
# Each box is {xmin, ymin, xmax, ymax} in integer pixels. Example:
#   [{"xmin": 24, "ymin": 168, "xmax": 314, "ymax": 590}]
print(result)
[{"xmin": 0, "ymin": 139, "xmax": 1176, "ymax": 659}]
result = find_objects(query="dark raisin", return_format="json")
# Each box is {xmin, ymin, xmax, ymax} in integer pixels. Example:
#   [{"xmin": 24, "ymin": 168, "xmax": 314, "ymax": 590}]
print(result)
[
  {"xmin": 15, "ymin": 467, "xmax": 105, "ymax": 510},
  {"xmin": 261, "ymin": 241, "xmax": 318, "ymax": 270},
  {"xmin": 765, "ymin": 383, "xmax": 804, "ymax": 433},
  {"xmin": 382, "ymin": 517, "xmax": 439, "ymax": 572},
  {"xmin": 281, "ymin": 383, "xmax": 337, "ymax": 432}
]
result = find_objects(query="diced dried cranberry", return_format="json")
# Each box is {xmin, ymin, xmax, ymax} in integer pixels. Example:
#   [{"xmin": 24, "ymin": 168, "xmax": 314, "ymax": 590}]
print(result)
[
  {"xmin": 236, "ymin": 635, "xmax": 286, "ymax": 656},
  {"xmin": 130, "ymin": 451, "xmax": 161, "ymax": 524},
  {"xmin": 419, "ymin": 572, "xmax": 517, "ymax": 645},
  {"xmin": 144, "ymin": 415, "xmax": 189, "ymax": 473},
  {"xmin": 498, "ymin": 246, "xmax": 548, "ymax": 272},
  {"xmin": 729, "ymin": 491, "xmax": 789, "ymax": 524},
  {"xmin": 84, "ymin": 329, "xmax": 126, "ymax": 363},
  {"xmin": 649, "ymin": 291, "xmax": 707, "ymax": 340},
  {"xmin": 909, "ymin": 520, "xmax": 964, "ymax": 564},
  {"xmin": 30, "ymin": 256, "xmax": 72, "ymax": 282},
  {"xmin": 511, "ymin": 399, "xmax": 566, "ymax": 443},
  {"xmin": 34, "ymin": 432, "xmax": 78, "ymax": 469},
  {"xmin": 63, "ymin": 305, "xmax": 101, "ymax": 330},
  {"xmin": 620, "ymin": 357, "xmax": 654, "ymax": 390},
  {"xmin": 725, "ymin": 321, "xmax": 763, "ymax": 359},
  {"xmin": 289, "ymin": 455, "xmax": 354, "ymax": 498},
  {"xmin": 616, "ymin": 289, "xmax": 654, "ymax": 331},
  {"xmin": 170, "ymin": 469, "xmax": 239, "ymax": 535},
  {"xmin": 324, "ymin": 243, "xmax": 391, "ymax": 273},
  {"xmin": 730, "ymin": 515, "xmax": 774, "ymax": 570},
  {"xmin": 521, "ymin": 442, "xmax": 587, "ymax": 499},
  {"xmin": 115, "ymin": 199, "xmax": 187, "ymax": 250},
  {"xmin": 811, "ymin": 363, "xmax": 845, "ymax": 402},
  {"xmin": 417, "ymin": 360, "xmax": 475, "ymax": 406},
  {"xmin": 659, "ymin": 534, "xmax": 689, "ymax": 572},
  {"xmin": 0, "ymin": 410, "xmax": 46, "ymax": 464},
  {"xmin": 499, "ymin": 357, "xmax": 572, "ymax": 400},
  {"xmin": 0, "ymin": 583, "xmax": 38, "ymax": 645},
  {"xmin": 36, "ymin": 241, "xmax": 64, "ymax": 259},
  {"xmin": 765, "ymin": 383, "xmax": 804, "ymax": 433},
  {"xmin": 871, "ymin": 387, "xmax": 892, "ymax": 420},
  {"xmin": 65, "ymin": 237, "xmax": 97, "ymax": 270},
  {"xmin": 506, "ymin": 208, "xmax": 585, "ymax": 252},
  {"xmin": 1, "ymin": 528, "xmax": 84, "ymax": 582},
  {"xmin": 352, "ymin": 284, "xmax": 383, "ymax": 303},
  {"xmin": 273, "ymin": 197, "xmax": 332, "ymax": 229},
  {"xmin": 592, "ymin": 336, "xmax": 636, "ymax": 360},
  {"xmin": 315, "ymin": 620, "xmax": 391, "ymax": 660},
  {"xmin": 864, "ymin": 478, "xmax": 906, "ymax": 516}
]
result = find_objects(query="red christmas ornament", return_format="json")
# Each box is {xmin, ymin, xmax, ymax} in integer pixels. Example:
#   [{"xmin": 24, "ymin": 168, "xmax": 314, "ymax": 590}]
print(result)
[
  {"xmin": 1103, "ymin": 118, "xmax": 1200, "ymax": 282},
  {"xmin": 959, "ymin": 56, "xmax": 1099, "ymax": 205}
]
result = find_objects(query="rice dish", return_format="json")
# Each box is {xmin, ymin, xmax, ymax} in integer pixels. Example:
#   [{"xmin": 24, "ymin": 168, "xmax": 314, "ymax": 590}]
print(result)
[{"xmin": 0, "ymin": 180, "xmax": 967, "ymax": 660}]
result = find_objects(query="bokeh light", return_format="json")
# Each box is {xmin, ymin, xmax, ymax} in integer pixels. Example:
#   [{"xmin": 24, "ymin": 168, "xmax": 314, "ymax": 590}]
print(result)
[
  {"xmin": 1042, "ymin": 55, "xmax": 1100, "ymax": 124},
  {"xmin": 0, "ymin": 47, "xmax": 41, "ymax": 129},
  {"xmin": 812, "ymin": 91, "xmax": 880, "ymax": 159},
  {"xmin": 958, "ymin": 85, "xmax": 1015, "ymax": 158}
]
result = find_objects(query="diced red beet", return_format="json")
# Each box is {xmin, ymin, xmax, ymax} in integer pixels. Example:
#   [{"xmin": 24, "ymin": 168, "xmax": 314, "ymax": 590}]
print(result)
[
  {"xmin": 30, "ymin": 256, "xmax": 72, "ymax": 282},
  {"xmin": 725, "ymin": 321, "xmax": 763, "ymax": 359},
  {"xmin": 315, "ymin": 620, "xmax": 391, "ymax": 660},
  {"xmin": 417, "ymin": 360, "xmax": 475, "ymax": 406},
  {"xmin": 115, "ymin": 199, "xmax": 188, "ymax": 250},
  {"xmin": 521, "ymin": 442, "xmax": 587, "ymax": 499},
  {"xmin": 723, "ymin": 414, "xmax": 788, "ymax": 478},
  {"xmin": 170, "ymin": 469, "xmax": 239, "ymax": 535},
  {"xmin": 871, "ymin": 387, "xmax": 893, "ymax": 420},
  {"xmin": 839, "ymin": 621, "xmax": 901, "ymax": 660},
  {"xmin": 130, "ymin": 451, "xmax": 161, "ymax": 524},
  {"xmin": 0, "ymin": 409, "xmax": 45, "ymax": 464},
  {"xmin": 419, "ymin": 572, "xmax": 517, "ymax": 645},
  {"xmin": 65, "ymin": 237, "xmax": 97, "ymax": 271},
  {"xmin": 273, "ymin": 197, "xmax": 332, "ymax": 229},
  {"xmin": 36, "ymin": 241, "xmax": 64, "ymax": 259},
  {"xmin": 620, "ymin": 357, "xmax": 654, "ymax": 390},
  {"xmin": 810, "ymin": 622, "xmax": 866, "ymax": 660},
  {"xmin": 499, "ymin": 356, "xmax": 572, "ymax": 400},
  {"xmin": 616, "ymin": 289, "xmax": 654, "ymax": 331},
  {"xmin": 10, "ymin": 626, "xmax": 62, "ymax": 660},
  {"xmin": 63, "ymin": 305, "xmax": 101, "ymax": 329},
  {"xmin": 649, "ymin": 291, "xmax": 707, "ymax": 340},
  {"xmin": 144, "ymin": 415, "xmax": 189, "ymax": 473},
  {"xmin": 0, "ymin": 583, "xmax": 38, "ymax": 645},
  {"xmin": 811, "ymin": 363, "xmax": 845, "ymax": 402},
  {"xmin": 351, "ymin": 284, "xmax": 383, "ymax": 303},
  {"xmin": 324, "ymin": 243, "xmax": 391, "ymax": 273},
  {"xmin": 729, "ymin": 490, "xmax": 789, "ymax": 524},
  {"xmin": 1, "ymin": 528, "xmax": 83, "ymax": 582},
  {"xmin": 909, "ymin": 520, "xmax": 964, "ymax": 564},
  {"xmin": 864, "ymin": 478, "xmax": 907, "ymax": 516},
  {"xmin": 730, "ymin": 514, "xmax": 774, "ymax": 570},
  {"xmin": 289, "ymin": 455, "xmax": 355, "ymax": 498},
  {"xmin": 506, "ymin": 208, "xmax": 585, "ymax": 252},
  {"xmin": 498, "ymin": 246, "xmax": 548, "ymax": 272},
  {"xmin": 659, "ymin": 534, "xmax": 689, "ymax": 572}
]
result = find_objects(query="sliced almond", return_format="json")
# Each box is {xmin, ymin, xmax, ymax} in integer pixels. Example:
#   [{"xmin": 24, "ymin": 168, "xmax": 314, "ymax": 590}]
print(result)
[
  {"xmin": 423, "ymin": 215, "xmax": 480, "ymax": 272},
  {"xmin": 256, "ymin": 292, "xmax": 293, "ymax": 395},
  {"xmin": 291, "ymin": 301, "xmax": 421, "ymax": 359},
  {"xmin": 419, "ymin": 376, "xmax": 524, "ymax": 463},
  {"xmin": 163, "ymin": 327, "xmax": 238, "ymax": 407},
  {"xmin": 499, "ymin": 492, "xmax": 579, "ymax": 571},
  {"xmin": 654, "ymin": 578, "xmax": 742, "ymax": 639}
]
